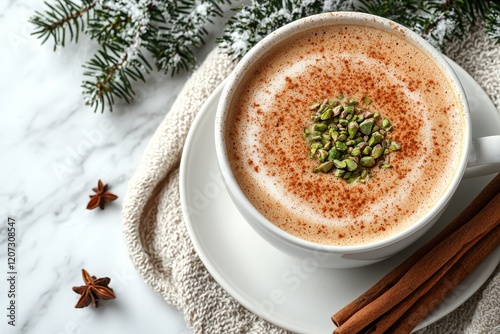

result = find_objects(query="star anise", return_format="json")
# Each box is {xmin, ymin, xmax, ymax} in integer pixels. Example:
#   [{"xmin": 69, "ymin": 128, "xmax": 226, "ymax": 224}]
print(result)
[
  {"xmin": 86, "ymin": 179, "xmax": 118, "ymax": 210},
  {"xmin": 72, "ymin": 269, "xmax": 116, "ymax": 308}
]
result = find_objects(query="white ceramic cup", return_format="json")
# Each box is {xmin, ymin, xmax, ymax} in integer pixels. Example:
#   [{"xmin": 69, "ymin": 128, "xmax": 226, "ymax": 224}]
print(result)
[{"xmin": 214, "ymin": 12, "xmax": 500, "ymax": 268}]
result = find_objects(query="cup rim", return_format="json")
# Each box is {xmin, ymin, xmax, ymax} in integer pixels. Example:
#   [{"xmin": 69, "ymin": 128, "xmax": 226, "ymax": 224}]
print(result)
[{"xmin": 215, "ymin": 11, "xmax": 470, "ymax": 253}]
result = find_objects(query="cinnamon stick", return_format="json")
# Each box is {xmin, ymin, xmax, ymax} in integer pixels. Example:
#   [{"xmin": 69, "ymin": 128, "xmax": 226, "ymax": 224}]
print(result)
[
  {"xmin": 388, "ymin": 224, "xmax": 500, "ymax": 334},
  {"xmin": 333, "ymin": 193, "xmax": 500, "ymax": 334},
  {"xmin": 332, "ymin": 173, "xmax": 500, "ymax": 327},
  {"xmin": 363, "ymin": 233, "xmax": 484, "ymax": 334}
]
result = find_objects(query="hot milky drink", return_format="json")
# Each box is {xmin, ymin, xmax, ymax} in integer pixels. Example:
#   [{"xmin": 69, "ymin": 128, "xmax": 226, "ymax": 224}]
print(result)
[{"xmin": 225, "ymin": 24, "xmax": 464, "ymax": 246}]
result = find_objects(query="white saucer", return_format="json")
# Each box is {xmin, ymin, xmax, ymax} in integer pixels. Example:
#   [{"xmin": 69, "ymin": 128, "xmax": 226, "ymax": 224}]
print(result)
[{"xmin": 179, "ymin": 59, "xmax": 500, "ymax": 334}]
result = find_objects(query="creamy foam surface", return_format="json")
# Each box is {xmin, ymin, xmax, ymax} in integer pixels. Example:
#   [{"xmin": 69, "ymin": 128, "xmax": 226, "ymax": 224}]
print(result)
[{"xmin": 226, "ymin": 24, "xmax": 464, "ymax": 246}]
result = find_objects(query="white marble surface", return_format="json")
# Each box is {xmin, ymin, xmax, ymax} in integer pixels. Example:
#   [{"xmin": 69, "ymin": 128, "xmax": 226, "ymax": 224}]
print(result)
[{"xmin": 1, "ymin": 1, "xmax": 232, "ymax": 333}]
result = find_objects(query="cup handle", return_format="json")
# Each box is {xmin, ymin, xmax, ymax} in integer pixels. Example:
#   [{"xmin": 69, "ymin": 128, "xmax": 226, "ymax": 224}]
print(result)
[{"xmin": 464, "ymin": 135, "xmax": 500, "ymax": 178}]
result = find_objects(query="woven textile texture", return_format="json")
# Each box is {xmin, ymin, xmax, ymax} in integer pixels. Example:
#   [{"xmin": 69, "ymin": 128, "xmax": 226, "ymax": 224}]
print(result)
[{"xmin": 122, "ymin": 22, "xmax": 500, "ymax": 334}]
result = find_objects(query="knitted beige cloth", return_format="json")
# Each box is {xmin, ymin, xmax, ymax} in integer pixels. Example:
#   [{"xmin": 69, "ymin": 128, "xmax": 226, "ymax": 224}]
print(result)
[{"xmin": 122, "ymin": 23, "xmax": 500, "ymax": 334}]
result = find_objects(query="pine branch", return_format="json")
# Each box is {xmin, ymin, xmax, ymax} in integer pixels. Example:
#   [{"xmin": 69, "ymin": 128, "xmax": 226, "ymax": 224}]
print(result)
[
  {"xmin": 30, "ymin": 0, "xmax": 230, "ymax": 112},
  {"xmin": 357, "ymin": 0, "xmax": 427, "ymax": 30},
  {"xmin": 30, "ymin": 0, "xmax": 96, "ymax": 49},
  {"xmin": 217, "ymin": 0, "xmax": 354, "ymax": 60},
  {"xmin": 358, "ymin": 0, "xmax": 495, "ymax": 49},
  {"xmin": 486, "ymin": 1, "xmax": 500, "ymax": 44},
  {"xmin": 81, "ymin": 43, "xmax": 152, "ymax": 112},
  {"xmin": 150, "ymin": 0, "xmax": 230, "ymax": 75},
  {"xmin": 80, "ymin": 0, "xmax": 155, "ymax": 112}
]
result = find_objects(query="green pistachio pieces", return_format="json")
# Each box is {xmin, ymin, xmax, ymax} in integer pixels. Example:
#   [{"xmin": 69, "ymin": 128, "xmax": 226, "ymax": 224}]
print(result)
[
  {"xmin": 360, "ymin": 156, "xmax": 376, "ymax": 168},
  {"xmin": 310, "ymin": 142, "xmax": 323, "ymax": 154},
  {"xmin": 344, "ymin": 159, "xmax": 358, "ymax": 172},
  {"xmin": 389, "ymin": 141, "xmax": 402, "ymax": 151},
  {"xmin": 334, "ymin": 168, "xmax": 345, "ymax": 177},
  {"xmin": 359, "ymin": 118, "xmax": 374, "ymax": 135},
  {"xmin": 351, "ymin": 147, "xmax": 361, "ymax": 157},
  {"xmin": 315, "ymin": 160, "xmax": 335, "ymax": 173},
  {"xmin": 317, "ymin": 149, "xmax": 329, "ymax": 162},
  {"xmin": 328, "ymin": 147, "xmax": 341, "ymax": 160},
  {"xmin": 333, "ymin": 159, "xmax": 346, "ymax": 169},
  {"xmin": 347, "ymin": 122, "xmax": 359, "ymax": 138},
  {"xmin": 313, "ymin": 123, "xmax": 328, "ymax": 132},
  {"xmin": 303, "ymin": 96, "xmax": 401, "ymax": 183},
  {"xmin": 371, "ymin": 144, "xmax": 384, "ymax": 159},
  {"xmin": 368, "ymin": 131, "xmax": 384, "ymax": 147},
  {"xmin": 337, "ymin": 134, "xmax": 347, "ymax": 142},
  {"xmin": 335, "ymin": 141, "xmax": 348, "ymax": 152},
  {"xmin": 320, "ymin": 108, "xmax": 333, "ymax": 120},
  {"xmin": 382, "ymin": 118, "xmax": 391, "ymax": 129}
]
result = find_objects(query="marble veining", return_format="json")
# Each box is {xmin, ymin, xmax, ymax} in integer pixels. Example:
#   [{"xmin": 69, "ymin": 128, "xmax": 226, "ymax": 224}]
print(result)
[{"xmin": 0, "ymin": 0, "xmax": 228, "ymax": 333}]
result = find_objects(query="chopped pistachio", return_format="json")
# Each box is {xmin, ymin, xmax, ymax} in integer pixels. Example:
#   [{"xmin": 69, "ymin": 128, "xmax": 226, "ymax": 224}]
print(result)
[
  {"xmin": 363, "ymin": 111, "xmax": 374, "ymax": 119},
  {"xmin": 359, "ymin": 118, "xmax": 374, "ymax": 135},
  {"xmin": 362, "ymin": 146, "xmax": 372, "ymax": 155},
  {"xmin": 348, "ymin": 122, "xmax": 359, "ymax": 138},
  {"xmin": 346, "ymin": 176, "xmax": 358, "ymax": 184},
  {"xmin": 333, "ymin": 159, "xmax": 347, "ymax": 169},
  {"xmin": 317, "ymin": 104, "xmax": 327, "ymax": 113},
  {"xmin": 368, "ymin": 131, "xmax": 383, "ymax": 146},
  {"xmin": 344, "ymin": 106, "xmax": 354, "ymax": 113},
  {"xmin": 329, "ymin": 130, "xmax": 339, "ymax": 142},
  {"xmin": 321, "ymin": 108, "xmax": 333, "ymax": 120},
  {"xmin": 310, "ymin": 102, "xmax": 321, "ymax": 110},
  {"xmin": 310, "ymin": 142, "xmax": 323, "ymax": 154},
  {"xmin": 346, "ymin": 139, "xmax": 356, "ymax": 147},
  {"xmin": 357, "ymin": 141, "xmax": 369, "ymax": 149},
  {"xmin": 344, "ymin": 159, "xmax": 358, "ymax": 172},
  {"xmin": 390, "ymin": 141, "xmax": 401, "ymax": 151},
  {"xmin": 317, "ymin": 149, "xmax": 329, "ymax": 162},
  {"xmin": 371, "ymin": 144, "xmax": 384, "ymax": 159},
  {"xmin": 316, "ymin": 160, "xmax": 335, "ymax": 173},
  {"xmin": 328, "ymin": 147, "xmax": 341, "ymax": 160},
  {"xmin": 313, "ymin": 123, "xmax": 328, "ymax": 132},
  {"xmin": 382, "ymin": 118, "xmax": 391, "ymax": 129},
  {"xmin": 351, "ymin": 147, "xmax": 361, "ymax": 157},
  {"xmin": 311, "ymin": 135, "xmax": 322, "ymax": 141},
  {"xmin": 332, "ymin": 105, "xmax": 343, "ymax": 117},
  {"xmin": 334, "ymin": 168, "xmax": 345, "ymax": 177},
  {"xmin": 335, "ymin": 141, "xmax": 348, "ymax": 152},
  {"xmin": 329, "ymin": 100, "xmax": 339, "ymax": 108},
  {"xmin": 360, "ymin": 156, "xmax": 376, "ymax": 168}
]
